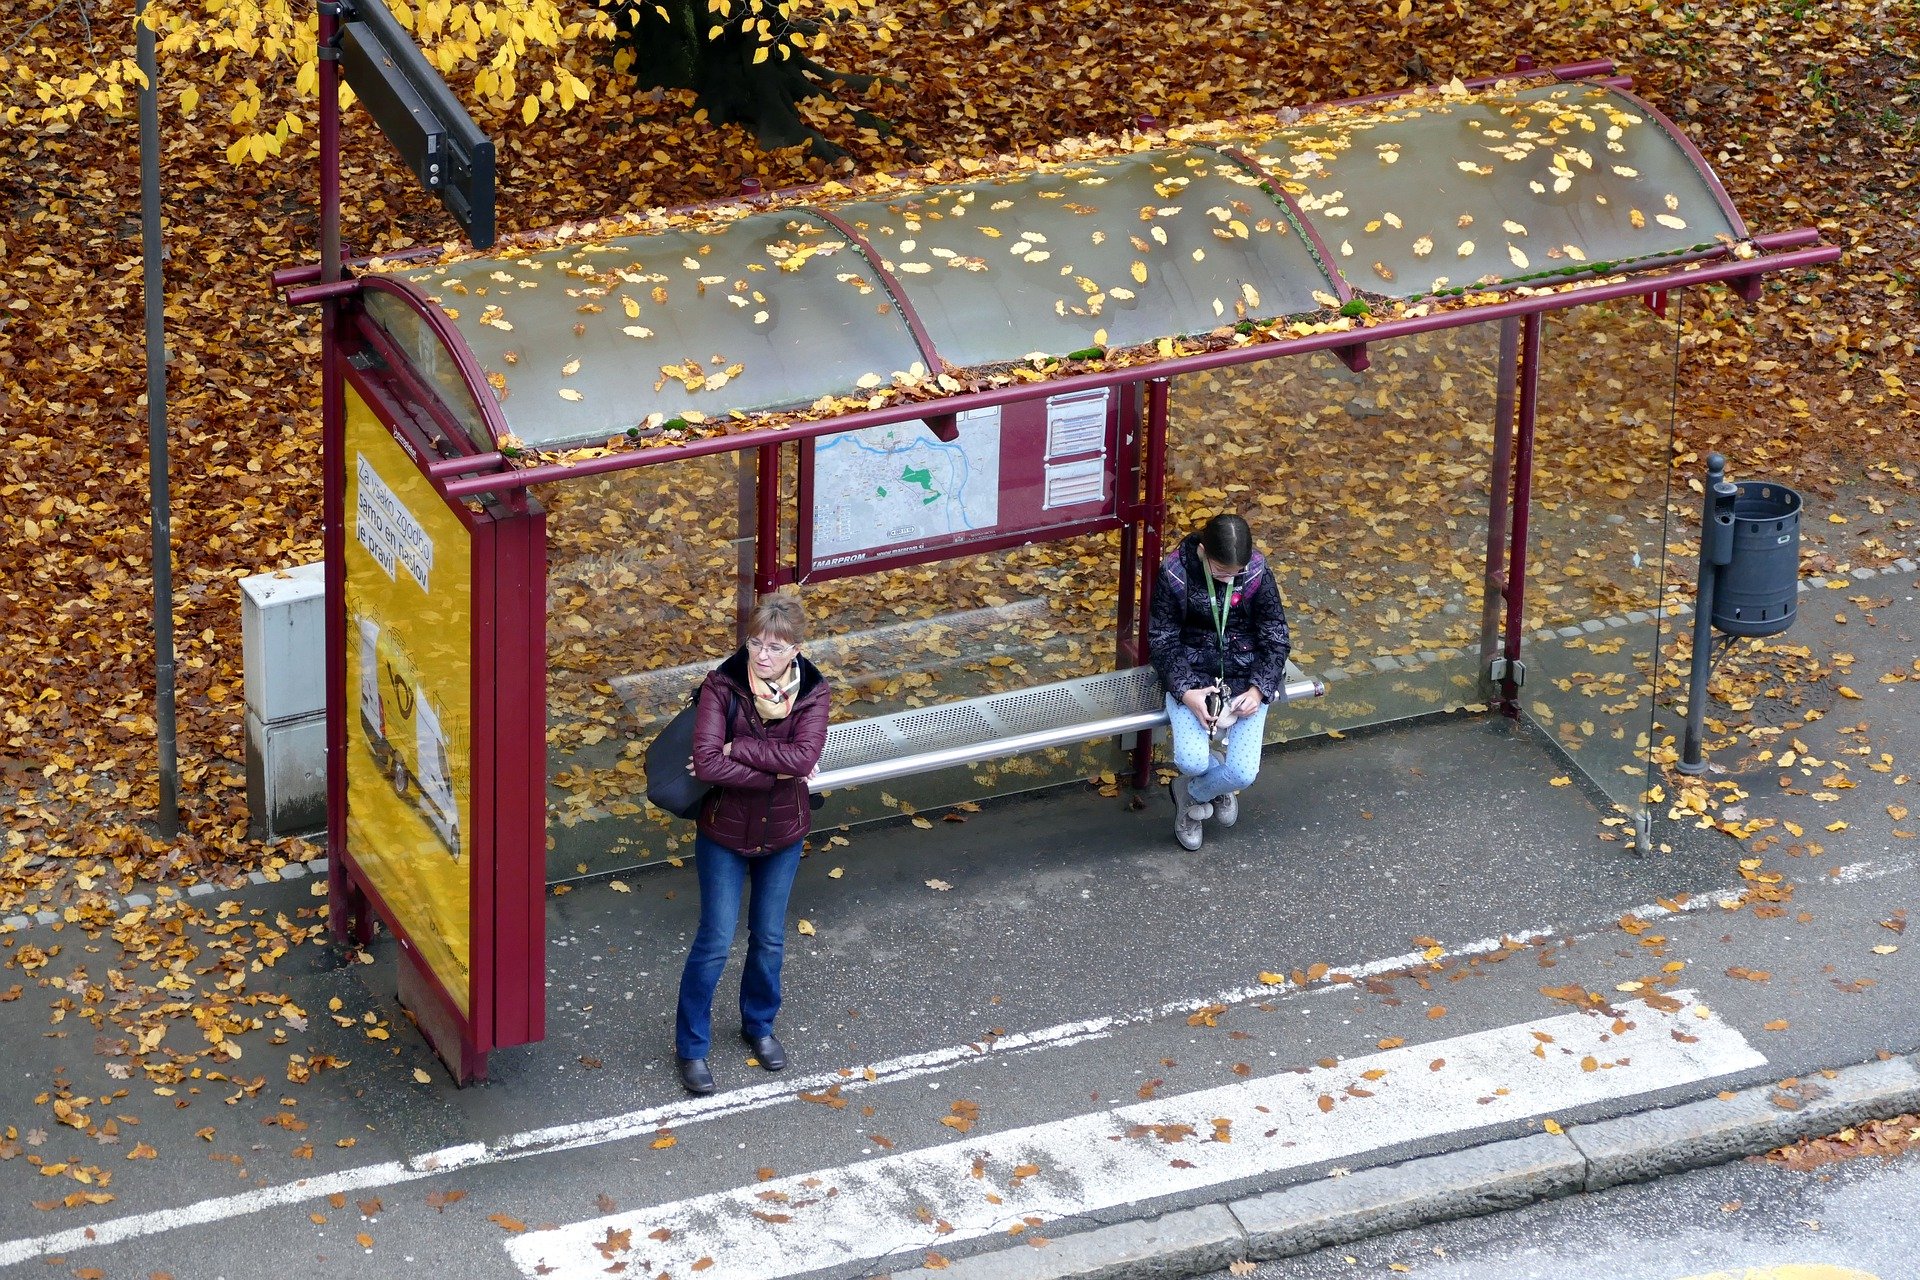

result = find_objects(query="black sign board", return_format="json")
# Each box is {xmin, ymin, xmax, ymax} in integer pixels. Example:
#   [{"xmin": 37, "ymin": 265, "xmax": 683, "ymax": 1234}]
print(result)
[{"xmin": 338, "ymin": 0, "xmax": 495, "ymax": 248}]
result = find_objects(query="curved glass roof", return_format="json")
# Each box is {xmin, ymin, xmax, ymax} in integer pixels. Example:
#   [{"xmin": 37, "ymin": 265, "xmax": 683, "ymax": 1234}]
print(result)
[
  {"xmin": 369, "ymin": 78, "xmax": 1750, "ymax": 452},
  {"xmin": 830, "ymin": 147, "xmax": 1337, "ymax": 368},
  {"xmin": 1230, "ymin": 82, "xmax": 1741, "ymax": 301},
  {"xmin": 390, "ymin": 211, "xmax": 925, "ymax": 448}
]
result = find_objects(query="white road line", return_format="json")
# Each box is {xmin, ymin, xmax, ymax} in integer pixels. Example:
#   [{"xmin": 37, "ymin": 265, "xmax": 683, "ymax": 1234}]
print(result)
[
  {"xmin": 506, "ymin": 992, "xmax": 1764, "ymax": 1279},
  {"xmin": 0, "ymin": 887, "xmax": 1732, "ymax": 1267}
]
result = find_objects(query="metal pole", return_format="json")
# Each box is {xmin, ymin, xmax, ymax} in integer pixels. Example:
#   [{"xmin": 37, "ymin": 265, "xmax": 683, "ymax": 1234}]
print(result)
[
  {"xmin": 318, "ymin": 0, "xmax": 351, "ymax": 941},
  {"xmin": 1679, "ymin": 452, "xmax": 1737, "ymax": 774},
  {"xmin": 136, "ymin": 0, "xmax": 180, "ymax": 839}
]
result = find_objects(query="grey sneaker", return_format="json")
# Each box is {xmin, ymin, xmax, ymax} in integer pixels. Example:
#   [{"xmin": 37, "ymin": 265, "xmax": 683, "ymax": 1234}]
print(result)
[
  {"xmin": 1213, "ymin": 790, "xmax": 1239, "ymax": 827},
  {"xmin": 1170, "ymin": 776, "xmax": 1205, "ymax": 850},
  {"xmin": 1170, "ymin": 773, "xmax": 1212, "ymax": 820}
]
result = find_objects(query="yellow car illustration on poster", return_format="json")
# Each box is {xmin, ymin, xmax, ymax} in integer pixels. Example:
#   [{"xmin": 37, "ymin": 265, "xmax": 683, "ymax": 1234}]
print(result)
[{"xmin": 356, "ymin": 613, "xmax": 462, "ymax": 861}]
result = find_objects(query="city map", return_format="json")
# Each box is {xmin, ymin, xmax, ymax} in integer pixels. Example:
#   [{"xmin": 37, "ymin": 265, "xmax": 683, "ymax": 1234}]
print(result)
[{"xmin": 811, "ymin": 408, "xmax": 1003, "ymax": 565}]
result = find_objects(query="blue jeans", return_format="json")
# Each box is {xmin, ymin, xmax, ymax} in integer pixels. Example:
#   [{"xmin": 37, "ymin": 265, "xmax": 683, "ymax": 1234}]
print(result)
[
  {"xmin": 674, "ymin": 833, "xmax": 803, "ymax": 1060},
  {"xmin": 1166, "ymin": 693, "xmax": 1270, "ymax": 804}
]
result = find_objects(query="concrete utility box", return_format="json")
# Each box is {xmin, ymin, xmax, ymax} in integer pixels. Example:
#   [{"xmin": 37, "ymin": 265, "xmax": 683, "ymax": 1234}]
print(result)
[{"xmin": 242, "ymin": 563, "xmax": 327, "ymax": 840}]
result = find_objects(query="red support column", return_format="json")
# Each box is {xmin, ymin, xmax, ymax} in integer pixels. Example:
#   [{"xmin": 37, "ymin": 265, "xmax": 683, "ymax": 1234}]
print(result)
[
  {"xmin": 1481, "ymin": 319, "xmax": 1519, "ymax": 700},
  {"xmin": 755, "ymin": 443, "xmax": 781, "ymax": 598},
  {"xmin": 1133, "ymin": 378, "xmax": 1170, "ymax": 788},
  {"xmin": 1499, "ymin": 314, "xmax": 1543, "ymax": 714},
  {"xmin": 1115, "ymin": 385, "xmax": 1140, "ymax": 670}
]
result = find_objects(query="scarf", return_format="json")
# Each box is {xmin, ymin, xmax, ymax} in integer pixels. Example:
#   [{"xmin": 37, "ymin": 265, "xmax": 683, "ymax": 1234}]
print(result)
[{"xmin": 750, "ymin": 661, "xmax": 800, "ymax": 721}]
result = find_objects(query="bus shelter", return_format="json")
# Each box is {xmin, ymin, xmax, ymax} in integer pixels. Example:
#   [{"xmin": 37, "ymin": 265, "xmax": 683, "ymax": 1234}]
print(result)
[{"xmin": 281, "ymin": 64, "xmax": 1839, "ymax": 1080}]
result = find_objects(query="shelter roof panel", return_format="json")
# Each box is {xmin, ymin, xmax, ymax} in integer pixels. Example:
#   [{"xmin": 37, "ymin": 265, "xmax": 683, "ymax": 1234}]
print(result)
[
  {"xmin": 363, "ymin": 287, "xmax": 496, "ymax": 450},
  {"xmin": 1231, "ymin": 83, "xmax": 1740, "ymax": 301},
  {"xmin": 389, "ymin": 210, "xmax": 925, "ymax": 450},
  {"xmin": 829, "ymin": 147, "xmax": 1340, "ymax": 368}
]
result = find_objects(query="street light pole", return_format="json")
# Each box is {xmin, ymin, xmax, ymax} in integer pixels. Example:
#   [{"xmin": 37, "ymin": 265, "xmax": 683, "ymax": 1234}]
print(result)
[{"xmin": 136, "ymin": 0, "xmax": 180, "ymax": 839}]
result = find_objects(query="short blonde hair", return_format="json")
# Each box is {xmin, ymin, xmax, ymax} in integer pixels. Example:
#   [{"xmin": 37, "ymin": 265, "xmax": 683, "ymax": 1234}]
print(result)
[{"xmin": 748, "ymin": 593, "xmax": 807, "ymax": 646}]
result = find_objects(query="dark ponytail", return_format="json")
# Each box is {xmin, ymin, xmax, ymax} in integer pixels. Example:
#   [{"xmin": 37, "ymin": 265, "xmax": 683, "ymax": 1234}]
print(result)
[{"xmin": 1200, "ymin": 513, "xmax": 1253, "ymax": 570}]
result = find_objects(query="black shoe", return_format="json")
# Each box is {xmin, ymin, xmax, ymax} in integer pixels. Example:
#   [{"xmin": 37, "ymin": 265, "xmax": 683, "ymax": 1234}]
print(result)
[
  {"xmin": 740, "ymin": 1029, "xmax": 787, "ymax": 1072},
  {"xmin": 676, "ymin": 1055, "xmax": 715, "ymax": 1095}
]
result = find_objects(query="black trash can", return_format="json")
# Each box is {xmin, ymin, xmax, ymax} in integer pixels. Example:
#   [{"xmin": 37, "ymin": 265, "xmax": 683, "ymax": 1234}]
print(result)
[{"xmin": 1711, "ymin": 480, "xmax": 1801, "ymax": 637}]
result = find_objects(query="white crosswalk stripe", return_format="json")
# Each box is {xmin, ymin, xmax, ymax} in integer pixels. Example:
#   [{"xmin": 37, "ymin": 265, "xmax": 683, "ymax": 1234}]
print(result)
[{"xmin": 506, "ymin": 991, "xmax": 1763, "ymax": 1279}]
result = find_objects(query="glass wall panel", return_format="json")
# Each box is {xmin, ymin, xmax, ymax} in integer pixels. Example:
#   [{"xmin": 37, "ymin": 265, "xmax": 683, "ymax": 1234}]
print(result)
[
  {"xmin": 541, "ymin": 451, "xmax": 1136, "ymax": 882},
  {"xmin": 1521, "ymin": 296, "xmax": 1684, "ymax": 841},
  {"xmin": 1166, "ymin": 326, "xmax": 1502, "ymax": 742}
]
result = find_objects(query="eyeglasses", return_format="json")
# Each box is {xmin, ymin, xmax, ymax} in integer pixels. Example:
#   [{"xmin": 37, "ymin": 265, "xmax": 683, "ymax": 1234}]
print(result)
[
  {"xmin": 745, "ymin": 637, "xmax": 796, "ymax": 656},
  {"xmin": 1202, "ymin": 556, "xmax": 1244, "ymax": 582}
]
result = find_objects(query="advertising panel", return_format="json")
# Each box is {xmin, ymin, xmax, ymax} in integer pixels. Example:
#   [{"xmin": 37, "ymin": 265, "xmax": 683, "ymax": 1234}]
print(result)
[{"xmin": 344, "ymin": 385, "xmax": 474, "ymax": 1013}]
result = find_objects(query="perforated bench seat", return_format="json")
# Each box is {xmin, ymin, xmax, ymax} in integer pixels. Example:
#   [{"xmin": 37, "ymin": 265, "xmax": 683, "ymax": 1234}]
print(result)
[{"xmin": 809, "ymin": 662, "xmax": 1324, "ymax": 793}]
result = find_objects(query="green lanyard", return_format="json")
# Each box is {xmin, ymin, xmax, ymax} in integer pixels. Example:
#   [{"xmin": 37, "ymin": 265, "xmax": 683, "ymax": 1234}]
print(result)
[{"xmin": 1206, "ymin": 570, "xmax": 1232, "ymax": 682}]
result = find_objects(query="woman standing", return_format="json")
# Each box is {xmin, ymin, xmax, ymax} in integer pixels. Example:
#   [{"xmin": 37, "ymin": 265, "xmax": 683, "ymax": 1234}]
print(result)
[
  {"xmin": 675, "ymin": 594, "xmax": 830, "ymax": 1095},
  {"xmin": 1148, "ymin": 513, "xmax": 1291, "ymax": 851}
]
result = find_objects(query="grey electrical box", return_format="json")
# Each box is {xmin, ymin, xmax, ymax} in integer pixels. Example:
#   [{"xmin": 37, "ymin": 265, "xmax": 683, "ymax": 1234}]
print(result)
[{"xmin": 241, "ymin": 563, "xmax": 327, "ymax": 840}]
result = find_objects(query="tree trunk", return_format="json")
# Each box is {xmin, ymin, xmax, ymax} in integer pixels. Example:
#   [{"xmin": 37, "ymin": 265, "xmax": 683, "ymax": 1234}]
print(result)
[{"xmin": 601, "ymin": 0, "xmax": 887, "ymax": 161}]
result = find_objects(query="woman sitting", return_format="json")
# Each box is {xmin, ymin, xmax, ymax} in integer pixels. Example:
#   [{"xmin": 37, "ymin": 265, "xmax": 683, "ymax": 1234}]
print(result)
[{"xmin": 1148, "ymin": 513, "xmax": 1292, "ymax": 851}]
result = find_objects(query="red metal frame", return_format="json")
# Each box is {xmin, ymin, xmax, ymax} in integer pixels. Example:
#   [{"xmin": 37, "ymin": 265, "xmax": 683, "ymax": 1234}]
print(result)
[
  {"xmin": 326, "ymin": 330, "xmax": 548, "ymax": 1082},
  {"xmin": 1499, "ymin": 313, "xmax": 1544, "ymax": 714},
  {"xmin": 1131, "ymin": 378, "xmax": 1171, "ymax": 788},
  {"xmin": 1481, "ymin": 318, "xmax": 1520, "ymax": 696}
]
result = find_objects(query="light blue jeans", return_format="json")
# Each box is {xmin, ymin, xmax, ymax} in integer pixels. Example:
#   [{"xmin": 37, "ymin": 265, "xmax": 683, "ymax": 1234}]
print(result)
[{"xmin": 1166, "ymin": 693, "xmax": 1269, "ymax": 805}]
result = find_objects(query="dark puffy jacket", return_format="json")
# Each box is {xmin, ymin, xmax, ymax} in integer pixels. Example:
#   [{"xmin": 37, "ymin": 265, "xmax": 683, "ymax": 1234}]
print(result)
[
  {"xmin": 1148, "ymin": 532, "xmax": 1291, "ymax": 700},
  {"xmin": 692, "ymin": 650, "xmax": 831, "ymax": 855}
]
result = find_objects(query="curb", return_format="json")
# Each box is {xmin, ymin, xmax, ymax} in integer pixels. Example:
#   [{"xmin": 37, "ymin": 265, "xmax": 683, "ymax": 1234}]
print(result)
[
  {"xmin": 0, "ymin": 858, "xmax": 328, "ymax": 933},
  {"xmin": 899, "ymin": 1053, "xmax": 1920, "ymax": 1280}
]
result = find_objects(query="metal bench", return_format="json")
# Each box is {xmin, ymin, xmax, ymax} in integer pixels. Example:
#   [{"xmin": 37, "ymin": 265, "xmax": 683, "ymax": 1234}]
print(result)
[{"xmin": 810, "ymin": 662, "xmax": 1325, "ymax": 793}]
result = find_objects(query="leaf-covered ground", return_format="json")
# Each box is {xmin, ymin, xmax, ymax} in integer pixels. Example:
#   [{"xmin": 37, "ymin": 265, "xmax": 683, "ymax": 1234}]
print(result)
[{"xmin": 2, "ymin": 0, "xmax": 1917, "ymax": 911}]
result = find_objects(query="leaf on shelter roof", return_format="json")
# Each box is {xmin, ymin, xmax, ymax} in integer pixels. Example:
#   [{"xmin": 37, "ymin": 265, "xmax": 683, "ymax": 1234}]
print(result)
[
  {"xmin": 1502, "ymin": 220, "xmax": 1527, "ymax": 235},
  {"xmin": 561, "ymin": 358, "xmax": 580, "ymax": 376},
  {"xmin": 558, "ymin": 388, "xmax": 584, "ymax": 402},
  {"xmin": 621, "ymin": 325, "xmax": 654, "ymax": 339},
  {"xmin": 1629, "ymin": 209, "xmax": 1646, "ymax": 228},
  {"xmin": 1383, "ymin": 212, "xmax": 1402, "ymax": 229},
  {"xmin": 1411, "ymin": 236, "xmax": 1433, "ymax": 258},
  {"xmin": 1508, "ymin": 245, "xmax": 1530, "ymax": 269},
  {"xmin": 1656, "ymin": 214, "xmax": 1688, "ymax": 230},
  {"xmin": 1612, "ymin": 165, "xmax": 1639, "ymax": 178},
  {"xmin": 1457, "ymin": 240, "xmax": 1475, "ymax": 257}
]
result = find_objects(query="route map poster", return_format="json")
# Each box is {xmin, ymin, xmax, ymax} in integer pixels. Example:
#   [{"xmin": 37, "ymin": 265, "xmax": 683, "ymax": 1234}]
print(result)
[{"xmin": 801, "ymin": 389, "xmax": 1121, "ymax": 580}]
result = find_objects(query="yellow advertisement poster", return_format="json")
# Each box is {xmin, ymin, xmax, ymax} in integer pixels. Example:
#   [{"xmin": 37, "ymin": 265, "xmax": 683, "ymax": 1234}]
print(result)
[{"xmin": 344, "ymin": 386, "xmax": 473, "ymax": 1013}]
